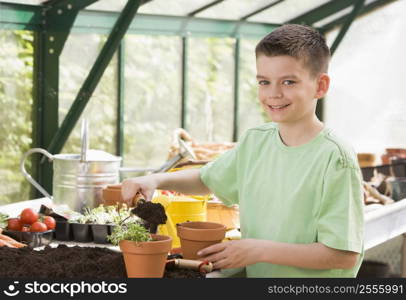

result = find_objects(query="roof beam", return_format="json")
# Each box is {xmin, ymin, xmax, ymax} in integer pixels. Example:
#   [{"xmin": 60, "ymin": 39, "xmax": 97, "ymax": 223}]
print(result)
[
  {"xmin": 0, "ymin": 2, "xmax": 281, "ymax": 38},
  {"xmin": 187, "ymin": 0, "xmax": 224, "ymax": 16},
  {"xmin": 287, "ymin": 0, "xmax": 355, "ymax": 25},
  {"xmin": 320, "ymin": 0, "xmax": 399, "ymax": 33},
  {"xmin": 240, "ymin": 0, "xmax": 285, "ymax": 20},
  {"xmin": 330, "ymin": 0, "xmax": 365, "ymax": 55}
]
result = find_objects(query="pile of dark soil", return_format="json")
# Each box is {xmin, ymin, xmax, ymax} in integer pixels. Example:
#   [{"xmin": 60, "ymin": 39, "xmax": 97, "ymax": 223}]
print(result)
[
  {"xmin": 0, "ymin": 244, "xmax": 204, "ymax": 279},
  {"xmin": 132, "ymin": 200, "xmax": 167, "ymax": 225}
]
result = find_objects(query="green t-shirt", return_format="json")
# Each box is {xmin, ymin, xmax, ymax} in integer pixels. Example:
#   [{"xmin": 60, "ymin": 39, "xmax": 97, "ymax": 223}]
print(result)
[{"xmin": 200, "ymin": 122, "xmax": 364, "ymax": 278}]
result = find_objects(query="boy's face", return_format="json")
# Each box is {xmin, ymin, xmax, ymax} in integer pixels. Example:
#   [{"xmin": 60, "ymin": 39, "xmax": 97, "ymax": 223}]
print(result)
[{"xmin": 256, "ymin": 55, "xmax": 329, "ymax": 125}]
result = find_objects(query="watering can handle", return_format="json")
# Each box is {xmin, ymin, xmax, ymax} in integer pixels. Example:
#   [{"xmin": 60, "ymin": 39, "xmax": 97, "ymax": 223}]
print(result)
[{"xmin": 20, "ymin": 148, "xmax": 54, "ymax": 200}]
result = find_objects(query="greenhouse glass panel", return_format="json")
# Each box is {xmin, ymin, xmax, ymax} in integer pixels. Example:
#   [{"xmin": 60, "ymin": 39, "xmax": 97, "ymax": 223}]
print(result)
[
  {"xmin": 196, "ymin": 0, "xmax": 277, "ymax": 20},
  {"xmin": 238, "ymin": 38, "xmax": 268, "ymax": 138},
  {"xmin": 123, "ymin": 35, "xmax": 182, "ymax": 170},
  {"xmin": 248, "ymin": 0, "xmax": 331, "ymax": 24},
  {"xmin": 138, "ymin": 0, "xmax": 210, "ymax": 16},
  {"xmin": 187, "ymin": 37, "xmax": 234, "ymax": 143},
  {"xmin": 0, "ymin": 30, "xmax": 33, "ymax": 204},
  {"xmin": 2, "ymin": 0, "xmax": 42, "ymax": 5},
  {"xmin": 324, "ymin": 0, "xmax": 406, "ymax": 154},
  {"xmin": 86, "ymin": 0, "xmax": 211, "ymax": 15},
  {"xmin": 60, "ymin": 34, "xmax": 118, "ymax": 155}
]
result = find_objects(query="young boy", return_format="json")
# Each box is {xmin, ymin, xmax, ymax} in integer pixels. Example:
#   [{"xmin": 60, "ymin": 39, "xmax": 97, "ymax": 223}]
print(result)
[{"xmin": 121, "ymin": 24, "xmax": 364, "ymax": 278}]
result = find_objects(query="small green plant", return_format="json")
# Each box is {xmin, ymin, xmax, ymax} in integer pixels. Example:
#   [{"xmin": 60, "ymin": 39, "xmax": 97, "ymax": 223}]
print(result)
[
  {"xmin": 0, "ymin": 212, "xmax": 9, "ymax": 228},
  {"xmin": 68, "ymin": 204, "xmax": 139, "ymax": 225},
  {"xmin": 107, "ymin": 222, "xmax": 152, "ymax": 246}
]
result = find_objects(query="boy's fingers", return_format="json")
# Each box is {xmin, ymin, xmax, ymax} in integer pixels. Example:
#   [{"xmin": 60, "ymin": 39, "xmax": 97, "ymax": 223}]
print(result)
[
  {"xmin": 213, "ymin": 258, "xmax": 229, "ymax": 270},
  {"xmin": 197, "ymin": 242, "xmax": 226, "ymax": 257}
]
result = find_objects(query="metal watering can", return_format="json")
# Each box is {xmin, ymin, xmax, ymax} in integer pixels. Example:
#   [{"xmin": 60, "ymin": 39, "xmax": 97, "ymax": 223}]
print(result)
[
  {"xmin": 20, "ymin": 120, "xmax": 122, "ymax": 212},
  {"xmin": 21, "ymin": 120, "xmax": 196, "ymax": 212}
]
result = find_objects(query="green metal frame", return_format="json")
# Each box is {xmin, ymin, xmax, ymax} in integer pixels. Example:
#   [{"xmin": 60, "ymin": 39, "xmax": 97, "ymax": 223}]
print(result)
[
  {"xmin": 187, "ymin": 0, "xmax": 224, "ymax": 16},
  {"xmin": 232, "ymin": 38, "xmax": 240, "ymax": 142},
  {"xmin": 117, "ymin": 40, "xmax": 125, "ymax": 157},
  {"xmin": 180, "ymin": 36, "xmax": 189, "ymax": 129},
  {"xmin": 32, "ymin": 0, "xmax": 99, "ymax": 196},
  {"xmin": 287, "ymin": 0, "xmax": 358, "ymax": 25},
  {"xmin": 240, "ymin": 0, "xmax": 285, "ymax": 20},
  {"xmin": 330, "ymin": 0, "xmax": 365, "ymax": 55},
  {"xmin": 0, "ymin": 2, "xmax": 280, "ymax": 38},
  {"xmin": 320, "ymin": 0, "xmax": 398, "ymax": 33}
]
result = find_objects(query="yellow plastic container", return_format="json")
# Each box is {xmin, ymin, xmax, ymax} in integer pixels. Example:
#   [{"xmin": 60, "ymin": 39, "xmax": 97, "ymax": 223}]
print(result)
[
  {"xmin": 154, "ymin": 194, "xmax": 209, "ymax": 248},
  {"xmin": 154, "ymin": 163, "xmax": 211, "ymax": 248}
]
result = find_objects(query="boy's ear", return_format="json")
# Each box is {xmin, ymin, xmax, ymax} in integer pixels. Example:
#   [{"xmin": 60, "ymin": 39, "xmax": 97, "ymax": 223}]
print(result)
[{"xmin": 315, "ymin": 73, "xmax": 330, "ymax": 99}]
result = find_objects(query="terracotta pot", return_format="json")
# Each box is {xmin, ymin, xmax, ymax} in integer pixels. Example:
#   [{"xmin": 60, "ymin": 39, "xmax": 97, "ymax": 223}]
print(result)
[
  {"xmin": 119, "ymin": 234, "xmax": 172, "ymax": 278},
  {"xmin": 102, "ymin": 184, "xmax": 124, "ymax": 206},
  {"xmin": 382, "ymin": 148, "xmax": 406, "ymax": 165},
  {"xmin": 176, "ymin": 221, "xmax": 226, "ymax": 260}
]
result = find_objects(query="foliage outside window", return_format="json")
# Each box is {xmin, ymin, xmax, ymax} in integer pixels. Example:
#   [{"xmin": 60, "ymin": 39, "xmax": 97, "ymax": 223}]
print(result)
[{"xmin": 0, "ymin": 30, "xmax": 33, "ymax": 204}]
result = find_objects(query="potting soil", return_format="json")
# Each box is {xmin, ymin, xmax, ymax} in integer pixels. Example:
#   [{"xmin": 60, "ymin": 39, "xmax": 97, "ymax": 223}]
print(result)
[
  {"xmin": 0, "ymin": 244, "xmax": 204, "ymax": 278},
  {"xmin": 131, "ymin": 200, "xmax": 167, "ymax": 225}
]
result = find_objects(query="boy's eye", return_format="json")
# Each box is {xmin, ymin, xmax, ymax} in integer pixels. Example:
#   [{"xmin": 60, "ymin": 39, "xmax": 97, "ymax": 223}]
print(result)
[
  {"xmin": 258, "ymin": 80, "xmax": 270, "ymax": 86},
  {"xmin": 282, "ymin": 80, "xmax": 296, "ymax": 86}
]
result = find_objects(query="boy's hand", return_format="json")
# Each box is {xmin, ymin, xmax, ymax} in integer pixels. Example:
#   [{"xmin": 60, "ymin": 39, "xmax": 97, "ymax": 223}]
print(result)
[
  {"xmin": 121, "ymin": 175, "xmax": 158, "ymax": 205},
  {"xmin": 197, "ymin": 239, "xmax": 260, "ymax": 270}
]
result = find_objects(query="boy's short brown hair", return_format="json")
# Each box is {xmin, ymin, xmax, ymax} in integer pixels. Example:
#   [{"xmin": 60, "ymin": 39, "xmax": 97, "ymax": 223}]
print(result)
[{"xmin": 255, "ymin": 24, "xmax": 330, "ymax": 77}]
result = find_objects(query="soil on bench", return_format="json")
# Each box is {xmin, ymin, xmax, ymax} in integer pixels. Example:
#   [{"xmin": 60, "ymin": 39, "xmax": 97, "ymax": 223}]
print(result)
[{"xmin": 0, "ymin": 244, "xmax": 204, "ymax": 279}]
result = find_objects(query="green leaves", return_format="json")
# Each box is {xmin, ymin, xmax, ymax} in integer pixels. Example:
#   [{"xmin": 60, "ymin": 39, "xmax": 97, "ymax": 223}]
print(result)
[
  {"xmin": 0, "ymin": 212, "xmax": 9, "ymax": 228},
  {"xmin": 107, "ymin": 222, "xmax": 152, "ymax": 246}
]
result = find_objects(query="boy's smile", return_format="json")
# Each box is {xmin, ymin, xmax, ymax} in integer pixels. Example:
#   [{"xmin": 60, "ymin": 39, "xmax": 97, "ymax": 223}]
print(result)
[{"xmin": 256, "ymin": 55, "xmax": 328, "ymax": 126}]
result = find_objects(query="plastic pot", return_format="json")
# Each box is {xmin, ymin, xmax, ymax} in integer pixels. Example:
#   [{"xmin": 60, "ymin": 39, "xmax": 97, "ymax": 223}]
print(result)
[
  {"xmin": 71, "ymin": 223, "xmax": 93, "ymax": 242},
  {"xmin": 91, "ymin": 224, "xmax": 110, "ymax": 244},
  {"xmin": 176, "ymin": 221, "xmax": 226, "ymax": 260},
  {"xmin": 55, "ymin": 220, "xmax": 72, "ymax": 241}
]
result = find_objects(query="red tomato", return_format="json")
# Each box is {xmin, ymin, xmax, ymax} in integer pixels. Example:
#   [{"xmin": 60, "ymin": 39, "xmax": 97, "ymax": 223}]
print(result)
[
  {"xmin": 7, "ymin": 218, "xmax": 22, "ymax": 231},
  {"xmin": 43, "ymin": 216, "xmax": 56, "ymax": 230},
  {"xmin": 21, "ymin": 226, "xmax": 30, "ymax": 232},
  {"xmin": 30, "ymin": 222, "xmax": 48, "ymax": 232},
  {"xmin": 20, "ymin": 208, "xmax": 39, "ymax": 225}
]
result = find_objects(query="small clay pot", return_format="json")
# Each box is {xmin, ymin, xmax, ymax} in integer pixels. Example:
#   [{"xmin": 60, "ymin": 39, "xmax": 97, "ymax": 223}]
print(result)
[
  {"xmin": 119, "ymin": 234, "xmax": 172, "ymax": 278},
  {"xmin": 71, "ymin": 223, "xmax": 93, "ymax": 243},
  {"xmin": 176, "ymin": 221, "xmax": 227, "ymax": 260},
  {"xmin": 102, "ymin": 184, "xmax": 124, "ymax": 206}
]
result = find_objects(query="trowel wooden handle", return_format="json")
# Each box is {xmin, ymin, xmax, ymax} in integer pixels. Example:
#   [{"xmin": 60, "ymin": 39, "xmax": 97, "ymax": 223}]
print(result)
[{"xmin": 169, "ymin": 259, "xmax": 213, "ymax": 273}]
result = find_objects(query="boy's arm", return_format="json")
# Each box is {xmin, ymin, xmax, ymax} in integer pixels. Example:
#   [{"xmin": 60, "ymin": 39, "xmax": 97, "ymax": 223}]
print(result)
[
  {"xmin": 256, "ymin": 240, "xmax": 359, "ymax": 269},
  {"xmin": 198, "ymin": 239, "xmax": 359, "ymax": 270},
  {"xmin": 121, "ymin": 168, "xmax": 211, "ymax": 203}
]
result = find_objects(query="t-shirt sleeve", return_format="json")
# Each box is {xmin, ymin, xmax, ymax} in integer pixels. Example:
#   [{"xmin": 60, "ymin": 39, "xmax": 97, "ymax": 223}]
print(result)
[
  {"xmin": 199, "ymin": 144, "xmax": 240, "ymax": 207},
  {"xmin": 316, "ymin": 151, "xmax": 364, "ymax": 253}
]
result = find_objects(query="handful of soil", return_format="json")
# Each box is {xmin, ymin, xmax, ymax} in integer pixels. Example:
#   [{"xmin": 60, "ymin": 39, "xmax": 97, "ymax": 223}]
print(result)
[{"xmin": 131, "ymin": 199, "xmax": 167, "ymax": 233}]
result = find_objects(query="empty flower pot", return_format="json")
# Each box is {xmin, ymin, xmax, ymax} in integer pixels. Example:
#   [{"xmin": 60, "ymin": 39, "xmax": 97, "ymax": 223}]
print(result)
[
  {"xmin": 176, "ymin": 221, "xmax": 226, "ymax": 260},
  {"xmin": 119, "ymin": 234, "xmax": 172, "ymax": 278},
  {"xmin": 102, "ymin": 184, "xmax": 124, "ymax": 206}
]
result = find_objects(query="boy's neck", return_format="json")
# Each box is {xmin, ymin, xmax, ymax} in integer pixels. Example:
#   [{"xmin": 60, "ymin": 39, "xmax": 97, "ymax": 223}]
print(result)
[{"xmin": 277, "ymin": 118, "xmax": 324, "ymax": 147}]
